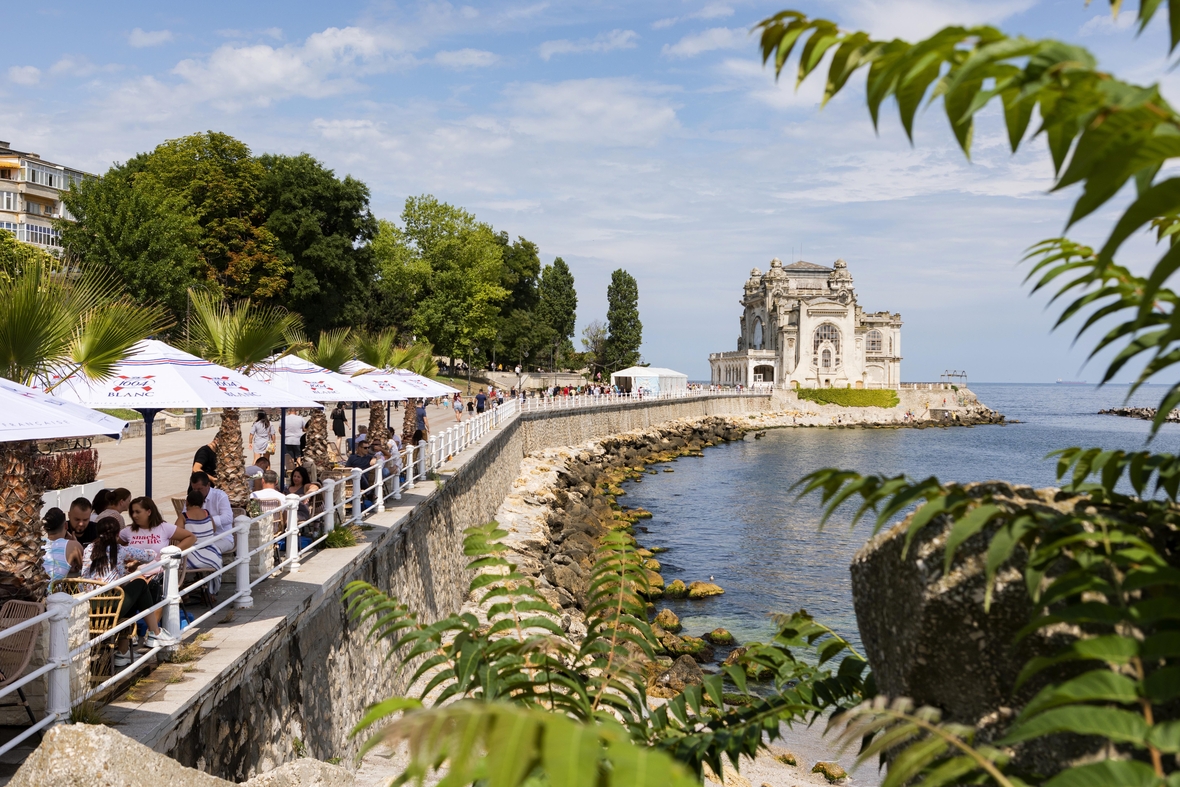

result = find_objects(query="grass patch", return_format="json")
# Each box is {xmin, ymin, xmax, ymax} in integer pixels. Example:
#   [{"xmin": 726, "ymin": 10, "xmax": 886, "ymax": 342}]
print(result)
[
  {"xmin": 169, "ymin": 641, "xmax": 205, "ymax": 664},
  {"xmin": 797, "ymin": 388, "xmax": 899, "ymax": 408},
  {"xmin": 98, "ymin": 408, "xmax": 143, "ymax": 421},
  {"xmin": 325, "ymin": 525, "xmax": 362, "ymax": 548},
  {"xmin": 70, "ymin": 700, "xmax": 108, "ymax": 724}
]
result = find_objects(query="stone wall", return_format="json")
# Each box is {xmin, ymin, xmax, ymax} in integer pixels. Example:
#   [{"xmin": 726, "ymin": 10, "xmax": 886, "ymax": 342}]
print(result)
[{"xmin": 155, "ymin": 395, "xmax": 769, "ymax": 780}]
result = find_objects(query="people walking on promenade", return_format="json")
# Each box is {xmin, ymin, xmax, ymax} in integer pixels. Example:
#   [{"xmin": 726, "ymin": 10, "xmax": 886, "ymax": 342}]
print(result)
[
  {"xmin": 452, "ymin": 393, "xmax": 463, "ymax": 422},
  {"xmin": 250, "ymin": 411, "xmax": 275, "ymax": 464}
]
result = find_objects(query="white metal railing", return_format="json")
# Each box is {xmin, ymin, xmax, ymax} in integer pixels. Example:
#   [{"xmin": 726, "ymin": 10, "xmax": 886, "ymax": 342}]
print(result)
[{"xmin": 0, "ymin": 388, "xmax": 760, "ymax": 757}]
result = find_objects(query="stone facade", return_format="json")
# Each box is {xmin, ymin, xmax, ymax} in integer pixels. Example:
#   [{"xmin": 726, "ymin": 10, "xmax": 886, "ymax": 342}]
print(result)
[
  {"xmin": 144, "ymin": 395, "xmax": 769, "ymax": 781},
  {"xmin": 709, "ymin": 257, "xmax": 902, "ymax": 389}
]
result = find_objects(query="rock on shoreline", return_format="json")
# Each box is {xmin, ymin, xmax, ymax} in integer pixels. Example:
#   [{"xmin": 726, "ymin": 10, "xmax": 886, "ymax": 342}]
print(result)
[{"xmin": 1099, "ymin": 406, "xmax": 1180, "ymax": 422}]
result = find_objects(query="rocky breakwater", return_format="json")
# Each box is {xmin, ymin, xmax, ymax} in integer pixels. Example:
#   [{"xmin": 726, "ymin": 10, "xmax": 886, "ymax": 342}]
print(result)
[
  {"xmin": 1099, "ymin": 406, "xmax": 1180, "ymax": 423},
  {"xmin": 492, "ymin": 415, "xmax": 744, "ymax": 688}
]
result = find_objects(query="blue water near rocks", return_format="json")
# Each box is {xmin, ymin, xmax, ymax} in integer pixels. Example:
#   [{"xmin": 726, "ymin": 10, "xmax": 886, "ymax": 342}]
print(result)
[
  {"xmin": 625, "ymin": 383, "xmax": 1180, "ymax": 655},
  {"xmin": 622, "ymin": 383, "xmax": 1180, "ymax": 781}
]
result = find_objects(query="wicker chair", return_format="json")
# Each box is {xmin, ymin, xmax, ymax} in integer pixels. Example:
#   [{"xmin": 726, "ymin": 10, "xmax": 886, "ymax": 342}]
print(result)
[
  {"xmin": 0, "ymin": 600, "xmax": 46, "ymax": 724},
  {"xmin": 53, "ymin": 579, "xmax": 125, "ymax": 680}
]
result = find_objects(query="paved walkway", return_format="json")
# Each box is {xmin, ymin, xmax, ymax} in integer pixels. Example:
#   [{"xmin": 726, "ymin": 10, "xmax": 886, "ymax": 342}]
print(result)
[{"xmin": 93, "ymin": 401, "xmax": 463, "ymax": 503}]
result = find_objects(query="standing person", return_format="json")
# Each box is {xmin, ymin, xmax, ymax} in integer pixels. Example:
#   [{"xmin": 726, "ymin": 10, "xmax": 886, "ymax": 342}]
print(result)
[
  {"xmin": 331, "ymin": 404, "xmax": 348, "ymax": 456},
  {"xmin": 282, "ymin": 409, "xmax": 307, "ymax": 467},
  {"xmin": 415, "ymin": 399, "xmax": 429, "ymax": 439},
  {"xmin": 191, "ymin": 434, "xmax": 220, "ymax": 484},
  {"xmin": 66, "ymin": 497, "xmax": 96, "ymax": 545},
  {"xmin": 250, "ymin": 411, "xmax": 275, "ymax": 464},
  {"xmin": 177, "ymin": 488, "xmax": 223, "ymax": 597},
  {"xmin": 475, "ymin": 388, "xmax": 488, "ymax": 414},
  {"xmin": 452, "ymin": 393, "xmax": 463, "ymax": 423},
  {"xmin": 188, "ymin": 472, "xmax": 235, "ymax": 552},
  {"xmin": 42, "ymin": 508, "xmax": 82, "ymax": 582}
]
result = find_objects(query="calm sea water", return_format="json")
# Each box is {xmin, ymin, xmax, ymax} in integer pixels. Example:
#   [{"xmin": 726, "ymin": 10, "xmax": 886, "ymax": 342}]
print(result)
[{"xmin": 625, "ymin": 383, "xmax": 1180, "ymax": 650}]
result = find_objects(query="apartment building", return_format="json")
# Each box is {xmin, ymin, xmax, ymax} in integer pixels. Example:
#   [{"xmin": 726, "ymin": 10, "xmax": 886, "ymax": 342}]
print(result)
[{"xmin": 0, "ymin": 140, "xmax": 90, "ymax": 252}]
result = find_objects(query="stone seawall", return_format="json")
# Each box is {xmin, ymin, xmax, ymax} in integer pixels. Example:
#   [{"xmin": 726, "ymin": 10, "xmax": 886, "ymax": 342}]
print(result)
[{"xmin": 148, "ymin": 395, "xmax": 769, "ymax": 780}]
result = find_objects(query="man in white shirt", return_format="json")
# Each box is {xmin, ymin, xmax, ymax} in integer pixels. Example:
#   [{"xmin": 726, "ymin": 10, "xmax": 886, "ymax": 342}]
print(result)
[
  {"xmin": 251, "ymin": 470, "xmax": 288, "ymax": 535},
  {"xmin": 190, "ymin": 471, "xmax": 235, "ymax": 552},
  {"xmin": 282, "ymin": 410, "xmax": 307, "ymax": 468}
]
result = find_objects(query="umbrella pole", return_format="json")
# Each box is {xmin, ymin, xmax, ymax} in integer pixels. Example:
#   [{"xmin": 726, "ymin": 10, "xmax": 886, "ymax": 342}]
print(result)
[
  {"xmin": 351, "ymin": 402, "xmax": 357, "ymax": 446},
  {"xmin": 279, "ymin": 408, "xmax": 288, "ymax": 493},
  {"xmin": 137, "ymin": 408, "xmax": 161, "ymax": 498}
]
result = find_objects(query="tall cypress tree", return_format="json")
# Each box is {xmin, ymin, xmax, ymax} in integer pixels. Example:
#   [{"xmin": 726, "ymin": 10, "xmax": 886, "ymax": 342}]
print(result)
[
  {"xmin": 537, "ymin": 257, "xmax": 578, "ymax": 367},
  {"xmin": 604, "ymin": 269, "xmax": 642, "ymax": 372}
]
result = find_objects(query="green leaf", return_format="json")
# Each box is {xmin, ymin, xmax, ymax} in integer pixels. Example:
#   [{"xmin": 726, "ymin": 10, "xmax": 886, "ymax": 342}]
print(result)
[
  {"xmin": 1148, "ymin": 720, "xmax": 1180, "ymax": 753},
  {"xmin": 1145, "ymin": 665, "xmax": 1180, "ymax": 703},
  {"xmin": 1042, "ymin": 759, "xmax": 1161, "ymax": 787},
  {"xmin": 1001, "ymin": 705, "xmax": 1148, "ymax": 746},
  {"xmin": 1020, "ymin": 670, "xmax": 1139, "ymax": 719},
  {"xmin": 542, "ymin": 715, "xmax": 599, "ymax": 787}
]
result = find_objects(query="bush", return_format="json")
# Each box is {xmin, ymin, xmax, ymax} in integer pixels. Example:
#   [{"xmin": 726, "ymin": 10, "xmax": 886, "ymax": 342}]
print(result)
[
  {"xmin": 34, "ymin": 449, "xmax": 101, "ymax": 489},
  {"xmin": 796, "ymin": 388, "xmax": 899, "ymax": 408}
]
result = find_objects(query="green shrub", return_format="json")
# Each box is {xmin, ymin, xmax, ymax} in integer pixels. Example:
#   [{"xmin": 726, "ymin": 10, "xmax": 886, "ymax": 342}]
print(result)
[{"xmin": 797, "ymin": 388, "xmax": 899, "ymax": 408}]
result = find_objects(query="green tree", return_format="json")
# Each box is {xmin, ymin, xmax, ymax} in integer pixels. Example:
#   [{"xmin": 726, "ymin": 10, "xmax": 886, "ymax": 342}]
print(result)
[
  {"xmin": 257, "ymin": 153, "xmax": 379, "ymax": 334},
  {"xmin": 0, "ymin": 256, "xmax": 171, "ymax": 602},
  {"xmin": 537, "ymin": 257, "xmax": 578, "ymax": 370},
  {"xmin": 136, "ymin": 131, "xmax": 288, "ymax": 301},
  {"xmin": 581, "ymin": 319, "xmax": 608, "ymax": 382},
  {"xmin": 392, "ymin": 196, "xmax": 508, "ymax": 369},
  {"xmin": 371, "ymin": 219, "xmax": 431, "ymax": 333},
  {"xmin": 59, "ymin": 162, "xmax": 201, "ymax": 323},
  {"xmin": 604, "ymin": 269, "xmax": 642, "ymax": 372},
  {"xmin": 184, "ymin": 289, "xmax": 303, "ymax": 505}
]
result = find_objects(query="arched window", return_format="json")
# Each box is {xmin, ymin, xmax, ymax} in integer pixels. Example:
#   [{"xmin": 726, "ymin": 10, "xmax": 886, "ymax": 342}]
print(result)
[
  {"xmin": 866, "ymin": 330, "xmax": 882, "ymax": 353},
  {"xmin": 821, "ymin": 349, "xmax": 831, "ymax": 368},
  {"xmin": 813, "ymin": 323, "xmax": 840, "ymax": 355},
  {"xmin": 752, "ymin": 318, "xmax": 764, "ymax": 350}
]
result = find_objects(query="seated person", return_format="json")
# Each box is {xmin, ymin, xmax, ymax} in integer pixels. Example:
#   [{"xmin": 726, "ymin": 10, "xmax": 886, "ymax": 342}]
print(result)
[
  {"xmin": 245, "ymin": 455, "xmax": 270, "ymax": 481},
  {"xmin": 177, "ymin": 488, "xmax": 223, "ymax": 597},
  {"xmin": 346, "ymin": 439, "xmax": 378, "ymax": 505},
  {"xmin": 42, "ymin": 508, "xmax": 82, "ymax": 582},
  {"xmin": 66, "ymin": 497, "xmax": 96, "ymax": 545},
  {"xmin": 251, "ymin": 470, "xmax": 287, "ymax": 535}
]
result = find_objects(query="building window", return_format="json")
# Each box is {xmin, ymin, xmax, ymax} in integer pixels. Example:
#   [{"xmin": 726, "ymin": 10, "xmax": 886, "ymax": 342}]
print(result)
[
  {"xmin": 814, "ymin": 323, "xmax": 840, "ymax": 355},
  {"xmin": 867, "ymin": 329, "xmax": 882, "ymax": 353},
  {"xmin": 752, "ymin": 318, "xmax": 763, "ymax": 350},
  {"xmin": 0, "ymin": 191, "xmax": 14, "ymax": 211},
  {"xmin": 822, "ymin": 349, "xmax": 831, "ymax": 368}
]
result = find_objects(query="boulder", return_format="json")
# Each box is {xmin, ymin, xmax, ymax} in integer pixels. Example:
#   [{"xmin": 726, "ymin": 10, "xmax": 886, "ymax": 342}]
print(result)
[
  {"xmin": 811, "ymin": 762, "xmax": 847, "ymax": 783},
  {"xmin": 664, "ymin": 634, "xmax": 715, "ymax": 663},
  {"xmin": 687, "ymin": 581, "xmax": 724, "ymax": 599},
  {"xmin": 653, "ymin": 608, "xmax": 681, "ymax": 632},
  {"xmin": 664, "ymin": 579, "xmax": 687, "ymax": 598},
  {"xmin": 643, "ymin": 558, "xmax": 662, "ymax": 572},
  {"xmin": 654, "ymin": 654, "xmax": 704, "ymax": 693},
  {"xmin": 246, "ymin": 759, "xmax": 355, "ymax": 786},
  {"xmin": 722, "ymin": 646, "xmax": 771, "ymax": 680},
  {"xmin": 851, "ymin": 482, "xmax": 1102, "ymax": 775},
  {"xmin": 702, "ymin": 628, "xmax": 734, "ymax": 645},
  {"xmin": 644, "ymin": 570, "xmax": 665, "ymax": 589},
  {"xmin": 769, "ymin": 746, "xmax": 797, "ymax": 766}
]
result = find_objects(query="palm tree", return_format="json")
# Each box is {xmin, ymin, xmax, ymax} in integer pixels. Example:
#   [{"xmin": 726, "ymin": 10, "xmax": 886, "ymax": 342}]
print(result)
[
  {"xmin": 390, "ymin": 343, "xmax": 439, "ymax": 447},
  {"xmin": 297, "ymin": 328, "xmax": 353, "ymax": 473},
  {"xmin": 0, "ymin": 257, "xmax": 171, "ymax": 602},
  {"xmin": 185, "ymin": 289, "xmax": 303, "ymax": 506},
  {"xmin": 353, "ymin": 329, "xmax": 399, "ymax": 455}
]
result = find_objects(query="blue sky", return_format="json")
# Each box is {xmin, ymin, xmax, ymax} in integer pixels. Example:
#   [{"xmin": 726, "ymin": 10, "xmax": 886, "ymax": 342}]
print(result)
[{"xmin": 1, "ymin": 1, "xmax": 1172, "ymax": 382}]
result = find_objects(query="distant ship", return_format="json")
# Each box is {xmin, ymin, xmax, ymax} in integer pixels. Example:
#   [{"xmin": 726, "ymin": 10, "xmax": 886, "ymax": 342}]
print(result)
[{"xmin": 1056, "ymin": 379, "xmax": 1088, "ymax": 385}]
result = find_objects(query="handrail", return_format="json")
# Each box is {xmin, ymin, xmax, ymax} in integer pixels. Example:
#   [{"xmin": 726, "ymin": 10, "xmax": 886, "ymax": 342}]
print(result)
[{"xmin": 0, "ymin": 388, "xmax": 755, "ymax": 757}]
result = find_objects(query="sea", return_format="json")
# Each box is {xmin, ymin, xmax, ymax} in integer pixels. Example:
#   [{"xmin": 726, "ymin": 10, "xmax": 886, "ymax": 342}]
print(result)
[{"xmin": 620, "ymin": 383, "xmax": 1180, "ymax": 780}]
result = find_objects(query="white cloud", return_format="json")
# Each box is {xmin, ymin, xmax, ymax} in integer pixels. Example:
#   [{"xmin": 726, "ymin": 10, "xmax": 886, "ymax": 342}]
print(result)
[
  {"xmin": 538, "ymin": 29, "xmax": 637, "ymax": 60},
  {"xmin": 505, "ymin": 78, "xmax": 678, "ymax": 146},
  {"xmin": 844, "ymin": 0, "xmax": 1034, "ymax": 40},
  {"xmin": 502, "ymin": 2, "xmax": 548, "ymax": 20},
  {"xmin": 690, "ymin": 3, "xmax": 734, "ymax": 20},
  {"xmin": 128, "ymin": 28, "xmax": 174, "ymax": 48},
  {"xmin": 170, "ymin": 27, "xmax": 398, "ymax": 108},
  {"xmin": 435, "ymin": 48, "xmax": 499, "ymax": 69},
  {"xmin": 663, "ymin": 27, "xmax": 748, "ymax": 58},
  {"xmin": 7, "ymin": 66, "xmax": 41, "ymax": 85},
  {"xmin": 1079, "ymin": 12, "xmax": 1135, "ymax": 36}
]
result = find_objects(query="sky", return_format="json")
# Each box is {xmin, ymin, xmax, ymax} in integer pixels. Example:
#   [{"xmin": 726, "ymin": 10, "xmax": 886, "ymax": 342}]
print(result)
[{"xmin": 1, "ymin": 0, "xmax": 1174, "ymax": 382}]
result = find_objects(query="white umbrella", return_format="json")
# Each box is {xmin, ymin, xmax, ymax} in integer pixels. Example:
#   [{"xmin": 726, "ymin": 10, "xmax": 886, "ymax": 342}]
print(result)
[
  {"xmin": 249, "ymin": 355, "xmax": 375, "ymax": 402},
  {"xmin": 341, "ymin": 361, "xmax": 459, "ymax": 398},
  {"xmin": 41, "ymin": 340, "xmax": 322, "ymax": 495},
  {"xmin": 390, "ymin": 369, "xmax": 460, "ymax": 397},
  {"xmin": 0, "ymin": 378, "xmax": 128, "ymax": 442}
]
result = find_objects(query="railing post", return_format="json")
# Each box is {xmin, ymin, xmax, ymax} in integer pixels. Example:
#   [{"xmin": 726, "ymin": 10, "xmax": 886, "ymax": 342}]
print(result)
[
  {"xmin": 430, "ymin": 435, "xmax": 438, "ymax": 469},
  {"xmin": 375, "ymin": 462, "xmax": 385, "ymax": 513},
  {"xmin": 285, "ymin": 494, "xmax": 301, "ymax": 572},
  {"xmin": 406, "ymin": 444, "xmax": 417, "ymax": 487},
  {"xmin": 323, "ymin": 479, "xmax": 336, "ymax": 531},
  {"xmin": 234, "ymin": 515, "xmax": 253, "ymax": 608},
  {"xmin": 350, "ymin": 467, "xmax": 364, "ymax": 525},
  {"xmin": 46, "ymin": 592, "xmax": 73, "ymax": 723},
  {"xmin": 161, "ymin": 545, "xmax": 182, "ymax": 641}
]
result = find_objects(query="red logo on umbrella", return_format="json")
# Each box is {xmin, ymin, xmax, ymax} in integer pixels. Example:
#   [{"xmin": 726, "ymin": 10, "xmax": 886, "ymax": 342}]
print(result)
[
  {"xmin": 202, "ymin": 376, "xmax": 249, "ymax": 393},
  {"xmin": 112, "ymin": 375, "xmax": 154, "ymax": 392}
]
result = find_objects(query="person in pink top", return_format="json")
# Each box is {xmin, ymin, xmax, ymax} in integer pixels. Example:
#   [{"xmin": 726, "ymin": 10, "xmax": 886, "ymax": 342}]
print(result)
[{"xmin": 119, "ymin": 497, "xmax": 197, "ymax": 570}]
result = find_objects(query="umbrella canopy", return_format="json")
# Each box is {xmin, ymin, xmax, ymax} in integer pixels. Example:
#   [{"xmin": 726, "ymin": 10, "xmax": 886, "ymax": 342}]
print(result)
[
  {"xmin": 342, "ymin": 361, "xmax": 459, "ymax": 399},
  {"xmin": 40, "ymin": 339, "xmax": 322, "ymax": 496},
  {"xmin": 389, "ymin": 369, "xmax": 461, "ymax": 397},
  {"xmin": 43, "ymin": 340, "xmax": 323, "ymax": 410},
  {"xmin": 249, "ymin": 355, "xmax": 375, "ymax": 402},
  {"xmin": 0, "ymin": 378, "xmax": 128, "ymax": 442}
]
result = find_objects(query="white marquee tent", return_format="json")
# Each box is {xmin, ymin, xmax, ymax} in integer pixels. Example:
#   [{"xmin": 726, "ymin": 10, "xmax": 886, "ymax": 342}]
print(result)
[{"xmin": 609, "ymin": 366, "xmax": 688, "ymax": 395}]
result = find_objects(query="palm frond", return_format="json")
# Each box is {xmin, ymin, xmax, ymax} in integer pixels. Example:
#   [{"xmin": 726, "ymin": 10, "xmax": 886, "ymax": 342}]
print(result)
[{"xmin": 184, "ymin": 288, "xmax": 302, "ymax": 372}]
